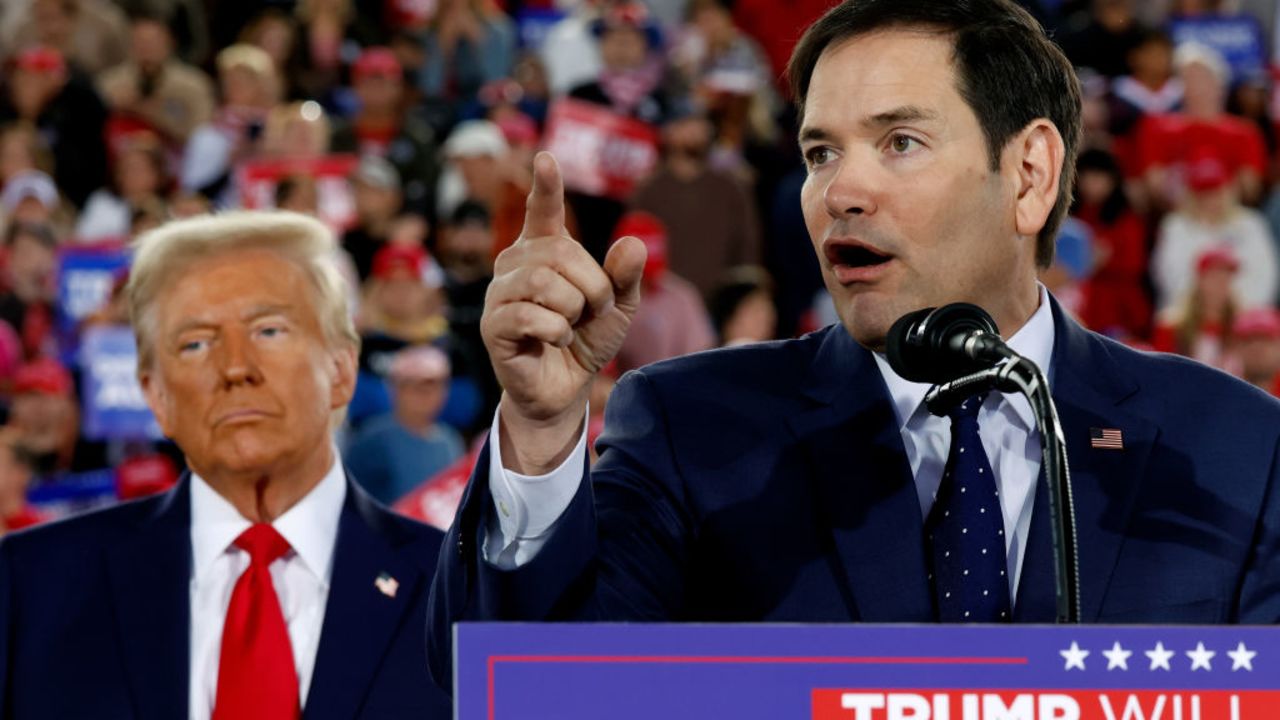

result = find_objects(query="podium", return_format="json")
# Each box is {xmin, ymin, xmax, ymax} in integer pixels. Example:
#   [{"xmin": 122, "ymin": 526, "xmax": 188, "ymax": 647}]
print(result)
[{"xmin": 456, "ymin": 623, "xmax": 1280, "ymax": 719}]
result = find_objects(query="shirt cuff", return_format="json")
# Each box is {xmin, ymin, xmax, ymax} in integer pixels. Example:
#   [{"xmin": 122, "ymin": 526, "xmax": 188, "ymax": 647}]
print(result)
[{"xmin": 483, "ymin": 404, "xmax": 589, "ymax": 567}]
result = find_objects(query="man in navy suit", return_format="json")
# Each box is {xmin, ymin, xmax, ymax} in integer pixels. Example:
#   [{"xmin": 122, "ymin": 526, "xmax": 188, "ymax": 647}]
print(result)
[
  {"xmin": 426, "ymin": 0, "xmax": 1280, "ymax": 690},
  {"xmin": 0, "ymin": 211, "xmax": 450, "ymax": 719}
]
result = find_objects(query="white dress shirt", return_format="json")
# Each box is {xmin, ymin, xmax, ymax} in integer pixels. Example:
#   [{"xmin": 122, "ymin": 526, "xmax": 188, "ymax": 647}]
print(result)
[
  {"xmin": 188, "ymin": 459, "xmax": 346, "ymax": 720},
  {"xmin": 485, "ymin": 287, "xmax": 1057, "ymax": 603}
]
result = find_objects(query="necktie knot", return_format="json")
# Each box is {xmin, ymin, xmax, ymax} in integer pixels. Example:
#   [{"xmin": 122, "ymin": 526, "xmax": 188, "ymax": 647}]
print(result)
[
  {"xmin": 947, "ymin": 393, "xmax": 986, "ymax": 424},
  {"xmin": 234, "ymin": 523, "xmax": 291, "ymax": 567}
]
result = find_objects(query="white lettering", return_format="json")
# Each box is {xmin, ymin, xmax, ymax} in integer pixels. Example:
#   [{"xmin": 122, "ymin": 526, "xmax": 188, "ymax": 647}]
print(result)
[
  {"xmin": 1039, "ymin": 695, "xmax": 1080, "ymax": 720},
  {"xmin": 1100, "ymin": 695, "xmax": 1167, "ymax": 720},
  {"xmin": 983, "ymin": 694, "xmax": 1034, "ymax": 720},
  {"xmin": 841, "ymin": 693, "xmax": 886, "ymax": 720},
  {"xmin": 887, "ymin": 693, "xmax": 931, "ymax": 720}
]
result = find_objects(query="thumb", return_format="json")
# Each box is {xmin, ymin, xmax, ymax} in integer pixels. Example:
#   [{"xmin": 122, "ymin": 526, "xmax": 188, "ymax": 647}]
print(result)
[{"xmin": 603, "ymin": 236, "xmax": 647, "ymax": 310}]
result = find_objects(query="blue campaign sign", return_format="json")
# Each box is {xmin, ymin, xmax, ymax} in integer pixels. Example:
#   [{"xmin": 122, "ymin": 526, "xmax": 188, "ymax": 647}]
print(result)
[
  {"xmin": 78, "ymin": 324, "xmax": 161, "ymax": 440},
  {"xmin": 1169, "ymin": 16, "xmax": 1266, "ymax": 83},
  {"xmin": 516, "ymin": 8, "xmax": 565, "ymax": 50},
  {"xmin": 56, "ymin": 244, "xmax": 130, "ymax": 339},
  {"xmin": 457, "ymin": 623, "xmax": 1280, "ymax": 719}
]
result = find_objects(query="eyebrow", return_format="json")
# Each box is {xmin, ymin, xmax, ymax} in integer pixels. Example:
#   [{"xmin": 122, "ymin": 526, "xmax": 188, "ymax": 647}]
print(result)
[
  {"xmin": 168, "ymin": 304, "xmax": 295, "ymax": 338},
  {"xmin": 798, "ymin": 105, "xmax": 942, "ymax": 146}
]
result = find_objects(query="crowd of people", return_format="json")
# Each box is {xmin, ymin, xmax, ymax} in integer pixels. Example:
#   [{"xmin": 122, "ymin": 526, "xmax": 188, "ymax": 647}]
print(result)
[{"xmin": 1, "ymin": 0, "xmax": 1279, "ymax": 535}]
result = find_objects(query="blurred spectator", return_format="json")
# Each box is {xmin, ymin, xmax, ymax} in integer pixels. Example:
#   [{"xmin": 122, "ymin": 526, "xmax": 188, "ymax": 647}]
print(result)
[
  {"xmin": 437, "ymin": 119, "xmax": 528, "ymax": 249},
  {"xmin": 96, "ymin": 11, "xmax": 214, "ymax": 144},
  {"xmin": 707, "ymin": 265, "xmax": 776, "ymax": 345},
  {"xmin": 1152, "ymin": 246, "xmax": 1244, "ymax": 373},
  {"xmin": 539, "ymin": 0, "xmax": 605, "ymax": 96},
  {"xmin": 1226, "ymin": 70, "xmax": 1276, "ymax": 159},
  {"xmin": 1151, "ymin": 151, "xmax": 1277, "ymax": 312},
  {"xmin": 75, "ymin": 132, "xmax": 169, "ymax": 242},
  {"xmin": 1057, "ymin": 0, "xmax": 1146, "ymax": 78},
  {"xmin": 0, "ymin": 222, "xmax": 58, "ymax": 359},
  {"xmin": 729, "ymin": 0, "xmax": 828, "ymax": 94},
  {"xmin": 7, "ymin": 357, "xmax": 107, "ymax": 475},
  {"xmin": 358, "ymin": 243, "xmax": 448, "ymax": 344},
  {"xmin": 1168, "ymin": 0, "xmax": 1267, "ymax": 85},
  {"xmin": 0, "ymin": 121, "xmax": 55, "ymax": 189},
  {"xmin": 1041, "ymin": 216, "xmax": 1094, "ymax": 317},
  {"xmin": 4, "ymin": 0, "xmax": 129, "ymax": 76},
  {"xmin": 612, "ymin": 211, "xmax": 714, "ymax": 372},
  {"xmin": 0, "ymin": 46, "xmax": 109, "ymax": 208},
  {"xmin": 345, "ymin": 344, "xmax": 464, "ymax": 505},
  {"xmin": 262, "ymin": 99, "xmax": 331, "ymax": 158},
  {"xmin": 1135, "ymin": 42, "xmax": 1267, "ymax": 208},
  {"xmin": 1107, "ymin": 28, "xmax": 1180, "ymax": 168},
  {"xmin": 179, "ymin": 43, "xmax": 279, "ymax": 206},
  {"xmin": 342, "ymin": 154, "xmax": 403, "ymax": 280},
  {"xmin": 331, "ymin": 47, "xmax": 440, "ymax": 217},
  {"xmin": 0, "ymin": 428, "xmax": 43, "ymax": 534},
  {"xmin": 631, "ymin": 110, "xmax": 761, "ymax": 297},
  {"xmin": 676, "ymin": 0, "xmax": 778, "ymax": 159},
  {"xmin": 1072, "ymin": 149, "xmax": 1151, "ymax": 338},
  {"xmin": 0, "ymin": 169, "xmax": 69, "ymax": 234},
  {"xmin": 437, "ymin": 200, "xmax": 500, "ymax": 430},
  {"xmin": 570, "ymin": 1, "xmax": 670, "ymax": 125},
  {"xmin": 418, "ymin": 0, "xmax": 517, "ymax": 109},
  {"xmin": 1233, "ymin": 306, "xmax": 1280, "ymax": 396}
]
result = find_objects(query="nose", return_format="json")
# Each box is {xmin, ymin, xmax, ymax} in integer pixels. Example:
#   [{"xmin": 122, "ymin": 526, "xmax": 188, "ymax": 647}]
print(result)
[
  {"xmin": 822, "ymin": 151, "xmax": 878, "ymax": 219},
  {"xmin": 216, "ymin": 329, "xmax": 263, "ymax": 387}
]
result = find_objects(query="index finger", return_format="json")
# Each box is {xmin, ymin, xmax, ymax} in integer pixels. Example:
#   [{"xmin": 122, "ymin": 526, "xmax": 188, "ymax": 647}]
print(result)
[{"xmin": 521, "ymin": 151, "xmax": 567, "ymax": 240}]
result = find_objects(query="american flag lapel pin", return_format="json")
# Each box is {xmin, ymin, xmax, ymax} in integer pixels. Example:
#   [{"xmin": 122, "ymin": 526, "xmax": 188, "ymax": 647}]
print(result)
[
  {"xmin": 374, "ymin": 572, "xmax": 399, "ymax": 599},
  {"xmin": 1090, "ymin": 427, "xmax": 1124, "ymax": 450}
]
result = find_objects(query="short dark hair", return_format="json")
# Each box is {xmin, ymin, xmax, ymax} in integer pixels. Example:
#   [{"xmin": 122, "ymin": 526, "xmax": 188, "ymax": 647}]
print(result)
[
  {"xmin": 450, "ymin": 199, "xmax": 492, "ymax": 229},
  {"xmin": 787, "ymin": 0, "xmax": 1082, "ymax": 268}
]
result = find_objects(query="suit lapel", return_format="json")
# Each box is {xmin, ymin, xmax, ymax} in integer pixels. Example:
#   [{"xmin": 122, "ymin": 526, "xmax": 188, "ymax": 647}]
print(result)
[
  {"xmin": 304, "ymin": 481, "xmax": 423, "ymax": 720},
  {"xmin": 1015, "ymin": 303, "xmax": 1156, "ymax": 621},
  {"xmin": 106, "ymin": 477, "xmax": 192, "ymax": 718},
  {"xmin": 787, "ymin": 328, "xmax": 934, "ymax": 622}
]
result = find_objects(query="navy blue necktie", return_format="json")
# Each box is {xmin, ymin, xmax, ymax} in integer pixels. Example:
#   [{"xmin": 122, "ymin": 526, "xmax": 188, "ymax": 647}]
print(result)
[{"xmin": 925, "ymin": 394, "xmax": 1012, "ymax": 622}]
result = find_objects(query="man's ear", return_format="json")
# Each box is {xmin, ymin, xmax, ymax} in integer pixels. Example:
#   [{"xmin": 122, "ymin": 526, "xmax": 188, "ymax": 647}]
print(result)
[
  {"xmin": 139, "ymin": 370, "xmax": 173, "ymax": 438},
  {"xmin": 1011, "ymin": 119, "xmax": 1065, "ymax": 239},
  {"xmin": 329, "ymin": 345, "xmax": 358, "ymax": 410}
]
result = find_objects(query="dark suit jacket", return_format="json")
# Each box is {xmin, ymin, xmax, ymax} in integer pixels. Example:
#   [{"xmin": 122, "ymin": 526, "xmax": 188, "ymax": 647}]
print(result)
[
  {"xmin": 0, "ymin": 474, "xmax": 451, "ymax": 719},
  {"xmin": 428, "ymin": 301, "xmax": 1280, "ymax": 686}
]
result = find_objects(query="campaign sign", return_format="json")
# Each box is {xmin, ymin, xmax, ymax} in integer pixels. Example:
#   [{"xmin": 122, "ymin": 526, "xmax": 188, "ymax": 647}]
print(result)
[
  {"xmin": 56, "ymin": 243, "xmax": 130, "ymax": 337},
  {"xmin": 79, "ymin": 325, "xmax": 161, "ymax": 440},
  {"xmin": 542, "ymin": 99, "xmax": 660, "ymax": 200},
  {"xmin": 238, "ymin": 154, "xmax": 359, "ymax": 232},
  {"xmin": 516, "ymin": 8, "xmax": 564, "ymax": 50},
  {"xmin": 1169, "ymin": 16, "xmax": 1266, "ymax": 83},
  {"xmin": 457, "ymin": 623, "xmax": 1279, "ymax": 720}
]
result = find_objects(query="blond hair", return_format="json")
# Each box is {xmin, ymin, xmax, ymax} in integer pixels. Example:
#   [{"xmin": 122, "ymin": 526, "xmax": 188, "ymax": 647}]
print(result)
[{"xmin": 126, "ymin": 210, "xmax": 359, "ymax": 372}]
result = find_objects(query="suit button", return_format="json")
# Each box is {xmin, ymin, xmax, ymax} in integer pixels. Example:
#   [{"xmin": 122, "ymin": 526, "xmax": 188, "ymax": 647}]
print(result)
[{"xmin": 457, "ymin": 535, "xmax": 466, "ymax": 558}]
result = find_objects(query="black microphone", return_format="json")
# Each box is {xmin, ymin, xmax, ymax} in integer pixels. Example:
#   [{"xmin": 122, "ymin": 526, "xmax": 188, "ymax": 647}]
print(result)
[{"xmin": 885, "ymin": 303, "xmax": 1015, "ymax": 384}]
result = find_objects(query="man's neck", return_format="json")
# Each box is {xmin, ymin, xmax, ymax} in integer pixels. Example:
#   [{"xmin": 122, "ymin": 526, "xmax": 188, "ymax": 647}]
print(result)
[{"xmin": 196, "ymin": 445, "xmax": 335, "ymax": 523}]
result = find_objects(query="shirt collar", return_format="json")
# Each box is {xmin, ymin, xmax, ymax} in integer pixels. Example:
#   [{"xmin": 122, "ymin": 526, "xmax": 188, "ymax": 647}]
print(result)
[
  {"xmin": 190, "ymin": 455, "xmax": 347, "ymax": 588},
  {"xmin": 872, "ymin": 284, "xmax": 1057, "ymax": 432}
]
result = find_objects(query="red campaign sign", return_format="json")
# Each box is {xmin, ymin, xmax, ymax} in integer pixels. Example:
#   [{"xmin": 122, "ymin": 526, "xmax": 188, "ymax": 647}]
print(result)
[
  {"xmin": 812, "ymin": 689, "xmax": 1280, "ymax": 720},
  {"xmin": 542, "ymin": 99, "xmax": 660, "ymax": 201},
  {"xmin": 237, "ymin": 154, "xmax": 360, "ymax": 232}
]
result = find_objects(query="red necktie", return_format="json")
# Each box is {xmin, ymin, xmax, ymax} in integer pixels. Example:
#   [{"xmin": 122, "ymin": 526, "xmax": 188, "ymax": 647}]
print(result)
[{"xmin": 212, "ymin": 523, "xmax": 300, "ymax": 720}]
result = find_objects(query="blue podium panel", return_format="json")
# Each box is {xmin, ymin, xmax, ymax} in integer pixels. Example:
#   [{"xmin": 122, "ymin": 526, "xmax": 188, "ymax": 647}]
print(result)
[{"xmin": 455, "ymin": 623, "xmax": 1280, "ymax": 720}]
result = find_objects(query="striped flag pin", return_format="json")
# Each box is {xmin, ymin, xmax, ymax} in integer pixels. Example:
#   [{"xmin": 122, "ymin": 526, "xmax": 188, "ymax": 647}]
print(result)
[
  {"xmin": 374, "ymin": 572, "xmax": 399, "ymax": 598},
  {"xmin": 1090, "ymin": 427, "xmax": 1124, "ymax": 450}
]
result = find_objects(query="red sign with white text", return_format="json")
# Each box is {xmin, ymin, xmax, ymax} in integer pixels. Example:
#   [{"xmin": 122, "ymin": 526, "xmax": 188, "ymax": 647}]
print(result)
[
  {"xmin": 812, "ymin": 689, "xmax": 1280, "ymax": 720},
  {"xmin": 238, "ymin": 154, "xmax": 359, "ymax": 232},
  {"xmin": 542, "ymin": 99, "xmax": 659, "ymax": 200}
]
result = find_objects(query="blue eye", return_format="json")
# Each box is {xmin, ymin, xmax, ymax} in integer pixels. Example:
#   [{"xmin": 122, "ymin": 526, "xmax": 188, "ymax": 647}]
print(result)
[{"xmin": 179, "ymin": 339, "xmax": 207, "ymax": 354}]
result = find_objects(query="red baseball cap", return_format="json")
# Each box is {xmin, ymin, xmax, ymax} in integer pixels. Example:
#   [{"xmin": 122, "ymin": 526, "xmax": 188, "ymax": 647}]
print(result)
[
  {"xmin": 13, "ymin": 357, "xmax": 72, "ymax": 396},
  {"xmin": 352, "ymin": 47, "xmax": 402, "ymax": 81},
  {"xmin": 1234, "ymin": 307, "xmax": 1280, "ymax": 339},
  {"xmin": 371, "ymin": 244, "xmax": 426, "ymax": 280},
  {"xmin": 613, "ymin": 211, "xmax": 667, "ymax": 284},
  {"xmin": 1196, "ymin": 246, "xmax": 1240, "ymax": 275},
  {"xmin": 14, "ymin": 46, "xmax": 66, "ymax": 75}
]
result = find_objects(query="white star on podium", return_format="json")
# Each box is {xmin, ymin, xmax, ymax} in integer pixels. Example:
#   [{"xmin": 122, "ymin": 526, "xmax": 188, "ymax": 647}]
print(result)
[
  {"xmin": 1186, "ymin": 642, "xmax": 1215, "ymax": 671},
  {"xmin": 1102, "ymin": 642, "xmax": 1132, "ymax": 671},
  {"xmin": 1145, "ymin": 642, "xmax": 1174, "ymax": 671},
  {"xmin": 1227, "ymin": 642, "xmax": 1257, "ymax": 672},
  {"xmin": 1060, "ymin": 641, "xmax": 1089, "ymax": 671}
]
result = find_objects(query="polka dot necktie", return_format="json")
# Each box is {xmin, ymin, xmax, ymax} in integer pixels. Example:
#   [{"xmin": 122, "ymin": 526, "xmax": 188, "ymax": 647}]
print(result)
[{"xmin": 925, "ymin": 394, "xmax": 1012, "ymax": 622}]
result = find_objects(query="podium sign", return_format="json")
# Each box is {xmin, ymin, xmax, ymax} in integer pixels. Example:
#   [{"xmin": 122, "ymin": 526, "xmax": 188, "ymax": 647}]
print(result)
[{"xmin": 456, "ymin": 623, "xmax": 1279, "ymax": 719}]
